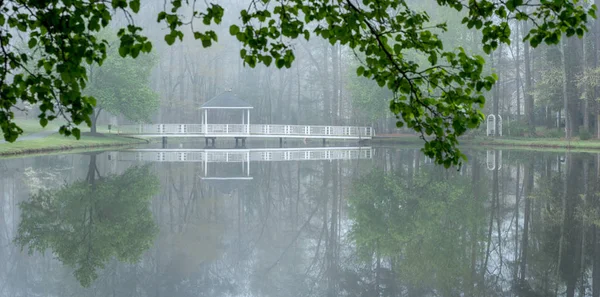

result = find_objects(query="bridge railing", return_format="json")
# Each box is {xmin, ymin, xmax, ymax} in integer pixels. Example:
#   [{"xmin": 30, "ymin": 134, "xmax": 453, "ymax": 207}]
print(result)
[
  {"xmin": 206, "ymin": 124, "xmax": 248, "ymax": 134},
  {"xmin": 117, "ymin": 124, "xmax": 373, "ymax": 138}
]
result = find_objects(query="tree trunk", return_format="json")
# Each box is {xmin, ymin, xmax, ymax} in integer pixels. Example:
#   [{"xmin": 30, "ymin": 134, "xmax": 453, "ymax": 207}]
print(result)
[
  {"xmin": 564, "ymin": 36, "xmax": 584, "ymax": 138},
  {"xmin": 523, "ymin": 20, "xmax": 535, "ymax": 134},
  {"xmin": 562, "ymin": 37, "xmax": 571, "ymax": 139},
  {"xmin": 584, "ymin": 35, "xmax": 590, "ymax": 131},
  {"xmin": 91, "ymin": 108, "xmax": 102, "ymax": 134},
  {"xmin": 515, "ymin": 21, "xmax": 522, "ymax": 118},
  {"xmin": 322, "ymin": 42, "xmax": 331, "ymax": 123},
  {"xmin": 331, "ymin": 44, "xmax": 339, "ymax": 125},
  {"xmin": 491, "ymin": 50, "xmax": 500, "ymax": 135},
  {"xmin": 596, "ymin": 0, "xmax": 600, "ymax": 138}
]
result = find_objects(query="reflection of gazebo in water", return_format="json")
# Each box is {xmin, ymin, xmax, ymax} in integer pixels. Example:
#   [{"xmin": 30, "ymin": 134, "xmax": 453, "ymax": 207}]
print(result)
[
  {"xmin": 201, "ymin": 160, "xmax": 253, "ymax": 195},
  {"xmin": 201, "ymin": 90, "xmax": 253, "ymax": 147}
]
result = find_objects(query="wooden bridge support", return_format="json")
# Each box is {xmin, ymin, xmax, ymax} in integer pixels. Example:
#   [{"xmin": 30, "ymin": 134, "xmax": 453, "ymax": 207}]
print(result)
[
  {"xmin": 205, "ymin": 137, "xmax": 216, "ymax": 148},
  {"xmin": 235, "ymin": 137, "xmax": 246, "ymax": 148},
  {"xmin": 358, "ymin": 139, "xmax": 370, "ymax": 145}
]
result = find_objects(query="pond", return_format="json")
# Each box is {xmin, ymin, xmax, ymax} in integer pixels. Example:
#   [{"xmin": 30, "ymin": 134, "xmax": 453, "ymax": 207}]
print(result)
[{"xmin": 0, "ymin": 144, "xmax": 595, "ymax": 296}]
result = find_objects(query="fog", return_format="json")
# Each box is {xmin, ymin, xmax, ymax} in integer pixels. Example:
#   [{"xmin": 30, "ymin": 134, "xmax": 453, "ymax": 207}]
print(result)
[{"xmin": 73, "ymin": 0, "xmax": 593, "ymax": 140}]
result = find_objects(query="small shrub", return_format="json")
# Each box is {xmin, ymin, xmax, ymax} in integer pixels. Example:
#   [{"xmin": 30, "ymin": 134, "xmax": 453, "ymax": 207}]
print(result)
[
  {"xmin": 545, "ymin": 129, "xmax": 564, "ymax": 139},
  {"xmin": 464, "ymin": 124, "xmax": 486, "ymax": 138},
  {"xmin": 579, "ymin": 129, "xmax": 592, "ymax": 140},
  {"xmin": 506, "ymin": 121, "xmax": 527, "ymax": 137}
]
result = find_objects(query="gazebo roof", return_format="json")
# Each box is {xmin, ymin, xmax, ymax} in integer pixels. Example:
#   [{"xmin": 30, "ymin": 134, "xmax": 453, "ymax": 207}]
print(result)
[{"xmin": 201, "ymin": 91, "xmax": 253, "ymax": 109}]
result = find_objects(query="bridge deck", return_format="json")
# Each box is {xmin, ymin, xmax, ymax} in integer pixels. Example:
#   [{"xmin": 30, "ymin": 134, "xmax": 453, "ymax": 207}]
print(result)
[{"xmin": 117, "ymin": 124, "xmax": 373, "ymax": 139}]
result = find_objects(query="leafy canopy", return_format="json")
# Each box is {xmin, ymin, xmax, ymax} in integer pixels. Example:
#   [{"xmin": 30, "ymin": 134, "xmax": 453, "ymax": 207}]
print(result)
[{"xmin": 0, "ymin": 0, "xmax": 595, "ymax": 166}]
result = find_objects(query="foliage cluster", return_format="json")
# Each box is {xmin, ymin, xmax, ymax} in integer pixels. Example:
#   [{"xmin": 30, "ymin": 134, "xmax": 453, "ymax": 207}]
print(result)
[
  {"xmin": 579, "ymin": 128, "xmax": 592, "ymax": 140},
  {"xmin": 507, "ymin": 120, "xmax": 529, "ymax": 137}
]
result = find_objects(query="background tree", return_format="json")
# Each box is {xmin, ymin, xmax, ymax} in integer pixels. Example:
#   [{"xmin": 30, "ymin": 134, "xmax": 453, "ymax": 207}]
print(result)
[{"xmin": 85, "ymin": 32, "xmax": 159, "ymax": 134}]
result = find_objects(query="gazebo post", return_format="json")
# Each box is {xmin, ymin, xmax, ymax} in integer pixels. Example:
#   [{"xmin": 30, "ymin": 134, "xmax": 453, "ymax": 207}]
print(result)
[{"xmin": 204, "ymin": 109, "xmax": 208, "ymax": 134}]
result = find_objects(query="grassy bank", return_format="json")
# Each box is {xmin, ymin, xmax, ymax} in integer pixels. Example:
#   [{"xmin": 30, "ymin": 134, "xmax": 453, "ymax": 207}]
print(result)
[
  {"xmin": 468, "ymin": 137, "xmax": 600, "ymax": 150},
  {"xmin": 372, "ymin": 135, "xmax": 422, "ymax": 144},
  {"xmin": 14, "ymin": 118, "xmax": 61, "ymax": 136},
  {"xmin": 0, "ymin": 133, "xmax": 147, "ymax": 157}
]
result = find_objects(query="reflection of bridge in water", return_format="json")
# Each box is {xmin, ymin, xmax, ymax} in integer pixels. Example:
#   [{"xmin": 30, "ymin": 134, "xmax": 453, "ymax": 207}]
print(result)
[
  {"xmin": 111, "ymin": 147, "xmax": 372, "ymax": 180},
  {"xmin": 113, "ymin": 147, "xmax": 372, "ymax": 163}
]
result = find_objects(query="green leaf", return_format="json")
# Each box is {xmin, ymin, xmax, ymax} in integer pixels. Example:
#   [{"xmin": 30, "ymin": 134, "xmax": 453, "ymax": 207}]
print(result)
[
  {"xmin": 275, "ymin": 58, "xmax": 285, "ymax": 68},
  {"xmin": 28, "ymin": 38, "xmax": 37, "ymax": 49},
  {"xmin": 143, "ymin": 41, "xmax": 152, "ymax": 52},
  {"xmin": 118, "ymin": 46, "xmax": 128, "ymax": 57},
  {"xmin": 262, "ymin": 55, "xmax": 273, "ymax": 66},
  {"xmin": 229, "ymin": 25, "xmax": 240, "ymax": 35},
  {"xmin": 130, "ymin": 0, "xmax": 140, "ymax": 13},
  {"xmin": 164, "ymin": 34, "xmax": 175, "ymax": 45},
  {"xmin": 356, "ymin": 66, "xmax": 365, "ymax": 76}
]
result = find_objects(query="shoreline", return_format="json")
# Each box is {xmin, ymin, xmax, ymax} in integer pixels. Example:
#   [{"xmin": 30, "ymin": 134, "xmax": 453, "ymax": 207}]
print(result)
[
  {"xmin": 372, "ymin": 135, "xmax": 600, "ymax": 152},
  {"xmin": 0, "ymin": 134, "xmax": 149, "ymax": 159},
  {"xmin": 3, "ymin": 133, "xmax": 599, "ymax": 159}
]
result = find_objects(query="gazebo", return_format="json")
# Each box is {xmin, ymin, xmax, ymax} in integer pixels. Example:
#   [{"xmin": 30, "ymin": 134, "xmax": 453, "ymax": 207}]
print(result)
[{"xmin": 201, "ymin": 90, "xmax": 253, "ymax": 133}]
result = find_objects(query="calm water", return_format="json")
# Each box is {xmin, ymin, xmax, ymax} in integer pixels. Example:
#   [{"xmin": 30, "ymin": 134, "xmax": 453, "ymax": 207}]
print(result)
[{"xmin": 0, "ymin": 146, "xmax": 596, "ymax": 296}]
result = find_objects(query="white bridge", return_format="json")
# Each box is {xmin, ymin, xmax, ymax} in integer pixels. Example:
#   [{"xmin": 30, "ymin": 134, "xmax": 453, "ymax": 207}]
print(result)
[{"xmin": 116, "ymin": 124, "xmax": 373, "ymax": 140}]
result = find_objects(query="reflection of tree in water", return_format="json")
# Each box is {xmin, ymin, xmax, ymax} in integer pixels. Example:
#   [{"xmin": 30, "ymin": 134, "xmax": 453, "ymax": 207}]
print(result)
[
  {"xmin": 347, "ymin": 162, "xmax": 486, "ymax": 296},
  {"xmin": 15, "ymin": 154, "xmax": 159, "ymax": 287},
  {"xmin": 346, "ymin": 151, "xmax": 600, "ymax": 297}
]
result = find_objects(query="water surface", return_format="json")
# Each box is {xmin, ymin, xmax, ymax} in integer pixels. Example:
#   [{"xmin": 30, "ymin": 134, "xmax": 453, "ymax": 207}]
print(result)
[{"xmin": 0, "ymin": 147, "xmax": 595, "ymax": 296}]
